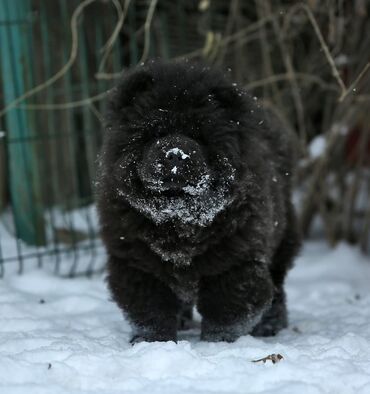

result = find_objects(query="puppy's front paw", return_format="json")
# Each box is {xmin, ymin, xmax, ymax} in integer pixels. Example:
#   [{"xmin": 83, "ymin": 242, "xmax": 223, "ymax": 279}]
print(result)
[
  {"xmin": 130, "ymin": 327, "xmax": 177, "ymax": 344},
  {"xmin": 201, "ymin": 330, "xmax": 238, "ymax": 343},
  {"xmin": 130, "ymin": 333, "xmax": 177, "ymax": 344},
  {"xmin": 201, "ymin": 320, "xmax": 240, "ymax": 342},
  {"xmin": 201, "ymin": 315, "xmax": 263, "ymax": 342},
  {"xmin": 130, "ymin": 334, "xmax": 146, "ymax": 344}
]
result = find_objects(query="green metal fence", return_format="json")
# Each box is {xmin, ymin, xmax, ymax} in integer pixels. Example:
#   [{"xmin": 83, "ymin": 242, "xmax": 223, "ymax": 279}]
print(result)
[{"xmin": 0, "ymin": 0, "xmax": 209, "ymax": 277}]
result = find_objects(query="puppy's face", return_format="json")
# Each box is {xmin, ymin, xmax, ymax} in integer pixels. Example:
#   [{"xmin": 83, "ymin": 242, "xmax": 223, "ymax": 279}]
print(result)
[{"xmin": 102, "ymin": 63, "xmax": 247, "ymax": 227}]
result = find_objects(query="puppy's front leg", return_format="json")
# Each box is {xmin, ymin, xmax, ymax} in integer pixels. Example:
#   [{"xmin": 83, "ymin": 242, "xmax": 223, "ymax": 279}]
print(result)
[
  {"xmin": 198, "ymin": 261, "xmax": 273, "ymax": 342},
  {"xmin": 107, "ymin": 256, "xmax": 179, "ymax": 343}
]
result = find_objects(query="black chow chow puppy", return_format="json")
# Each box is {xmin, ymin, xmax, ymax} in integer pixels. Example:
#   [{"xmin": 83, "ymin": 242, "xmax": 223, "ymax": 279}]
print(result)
[{"xmin": 96, "ymin": 60, "xmax": 301, "ymax": 343}]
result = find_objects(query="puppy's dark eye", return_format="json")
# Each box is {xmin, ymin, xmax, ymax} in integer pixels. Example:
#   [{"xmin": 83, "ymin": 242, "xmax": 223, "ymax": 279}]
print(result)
[{"xmin": 130, "ymin": 132, "xmax": 144, "ymax": 143}]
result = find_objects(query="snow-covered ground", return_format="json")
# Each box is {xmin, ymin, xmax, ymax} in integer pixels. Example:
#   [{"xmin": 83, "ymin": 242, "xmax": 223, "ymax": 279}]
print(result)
[{"xmin": 1, "ymin": 241, "xmax": 370, "ymax": 394}]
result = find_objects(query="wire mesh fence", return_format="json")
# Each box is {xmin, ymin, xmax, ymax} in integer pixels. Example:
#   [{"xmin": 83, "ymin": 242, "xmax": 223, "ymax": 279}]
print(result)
[
  {"xmin": 0, "ymin": 0, "xmax": 369, "ymax": 277},
  {"xmin": 0, "ymin": 0, "xmax": 118, "ymax": 276},
  {"xmin": 0, "ymin": 0, "xmax": 208, "ymax": 277}
]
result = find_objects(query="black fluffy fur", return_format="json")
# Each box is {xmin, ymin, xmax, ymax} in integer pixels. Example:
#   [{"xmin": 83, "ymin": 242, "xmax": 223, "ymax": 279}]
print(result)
[{"xmin": 96, "ymin": 60, "xmax": 301, "ymax": 343}]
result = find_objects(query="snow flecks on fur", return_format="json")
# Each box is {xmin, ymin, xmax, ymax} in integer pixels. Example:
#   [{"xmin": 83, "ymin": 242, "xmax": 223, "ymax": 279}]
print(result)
[
  {"xmin": 117, "ymin": 157, "xmax": 236, "ymax": 228},
  {"xmin": 118, "ymin": 182, "xmax": 232, "ymax": 228},
  {"xmin": 182, "ymin": 174, "xmax": 210, "ymax": 196},
  {"xmin": 148, "ymin": 242, "xmax": 194, "ymax": 267}
]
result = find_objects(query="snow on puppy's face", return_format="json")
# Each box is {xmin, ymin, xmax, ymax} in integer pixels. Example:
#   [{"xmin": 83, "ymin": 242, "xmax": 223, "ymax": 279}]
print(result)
[
  {"xmin": 139, "ymin": 134, "xmax": 209, "ymax": 196},
  {"xmin": 113, "ymin": 130, "xmax": 235, "ymax": 228},
  {"xmin": 102, "ymin": 62, "xmax": 243, "ymax": 227}
]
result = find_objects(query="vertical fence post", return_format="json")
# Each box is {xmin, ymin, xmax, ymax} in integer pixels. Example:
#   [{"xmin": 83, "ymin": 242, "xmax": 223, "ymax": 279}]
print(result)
[{"xmin": 0, "ymin": 0, "xmax": 45, "ymax": 245}]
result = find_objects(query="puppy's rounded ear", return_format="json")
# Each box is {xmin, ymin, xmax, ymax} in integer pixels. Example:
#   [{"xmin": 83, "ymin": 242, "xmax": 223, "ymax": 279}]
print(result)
[{"xmin": 110, "ymin": 69, "xmax": 154, "ymax": 110}]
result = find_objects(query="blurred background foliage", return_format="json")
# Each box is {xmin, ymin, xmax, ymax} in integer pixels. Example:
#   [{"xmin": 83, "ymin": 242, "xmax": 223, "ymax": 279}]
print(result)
[{"xmin": 0, "ymin": 0, "xmax": 369, "ymax": 276}]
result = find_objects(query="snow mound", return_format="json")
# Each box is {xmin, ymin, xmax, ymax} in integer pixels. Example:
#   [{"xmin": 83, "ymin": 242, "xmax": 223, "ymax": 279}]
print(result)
[
  {"xmin": 1, "ymin": 241, "xmax": 370, "ymax": 393},
  {"xmin": 308, "ymin": 135, "xmax": 326, "ymax": 159}
]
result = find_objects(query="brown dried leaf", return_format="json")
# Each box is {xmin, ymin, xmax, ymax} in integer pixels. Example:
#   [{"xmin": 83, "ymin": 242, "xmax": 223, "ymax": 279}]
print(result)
[{"xmin": 252, "ymin": 354, "xmax": 284, "ymax": 364}]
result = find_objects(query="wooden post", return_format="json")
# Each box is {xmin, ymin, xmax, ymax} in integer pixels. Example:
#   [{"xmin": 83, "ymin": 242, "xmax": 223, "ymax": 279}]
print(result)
[{"xmin": 0, "ymin": 0, "xmax": 45, "ymax": 245}]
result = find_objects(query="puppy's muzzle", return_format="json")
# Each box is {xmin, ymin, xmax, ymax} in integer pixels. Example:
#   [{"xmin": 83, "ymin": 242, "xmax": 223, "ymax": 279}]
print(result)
[{"xmin": 139, "ymin": 134, "xmax": 210, "ymax": 193}]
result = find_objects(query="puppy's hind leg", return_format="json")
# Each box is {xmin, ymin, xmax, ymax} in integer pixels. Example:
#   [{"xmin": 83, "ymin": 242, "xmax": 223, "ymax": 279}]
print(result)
[
  {"xmin": 252, "ymin": 215, "xmax": 301, "ymax": 337},
  {"xmin": 250, "ymin": 286, "xmax": 287, "ymax": 337}
]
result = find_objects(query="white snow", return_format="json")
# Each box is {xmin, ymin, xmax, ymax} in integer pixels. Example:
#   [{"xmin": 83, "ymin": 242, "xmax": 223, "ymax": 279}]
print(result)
[
  {"xmin": 165, "ymin": 148, "xmax": 190, "ymax": 160},
  {"xmin": 1, "ymin": 241, "xmax": 370, "ymax": 394},
  {"xmin": 308, "ymin": 135, "xmax": 326, "ymax": 159}
]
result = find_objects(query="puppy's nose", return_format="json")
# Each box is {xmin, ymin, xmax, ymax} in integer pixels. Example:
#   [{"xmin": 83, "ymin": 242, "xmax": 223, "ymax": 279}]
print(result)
[
  {"xmin": 139, "ymin": 134, "xmax": 209, "ymax": 192},
  {"xmin": 166, "ymin": 149, "xmax": 188, "ymax": 163},
  {"xmin": 161, "ymin": 147, "xmax": 192, "ymax": 189},
  {"xmin": 163, "ymin": 147, "xmax": 190, "ymax": 174}
]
